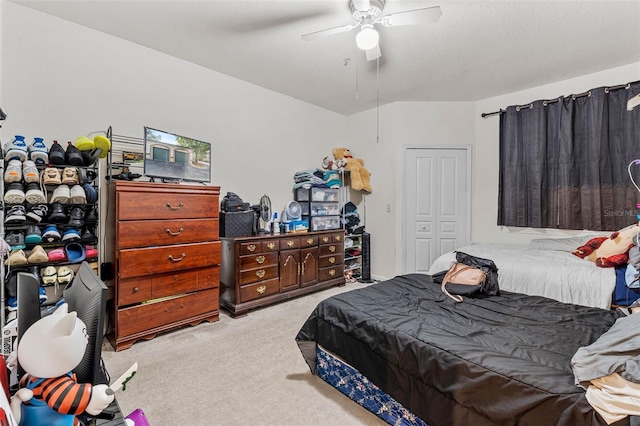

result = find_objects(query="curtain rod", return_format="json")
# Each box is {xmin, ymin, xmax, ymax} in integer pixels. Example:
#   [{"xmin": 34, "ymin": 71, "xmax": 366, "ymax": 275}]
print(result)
[{"xmin": 481, "ymin": 82, "xmax": 634, "ymax": 118}]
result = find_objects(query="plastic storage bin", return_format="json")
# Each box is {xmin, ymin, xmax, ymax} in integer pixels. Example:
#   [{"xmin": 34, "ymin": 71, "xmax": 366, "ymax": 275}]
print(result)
[
  {"xmin": 295, "ymin": 187, "xmax": 339, "ymax": 202},
  {"xmin": 304, "ymin": 215, "xmax": 341, "ymax": 231},
  {"xmin": 300, "ymin": 202, "xmax": 340, "ymax": 216}
]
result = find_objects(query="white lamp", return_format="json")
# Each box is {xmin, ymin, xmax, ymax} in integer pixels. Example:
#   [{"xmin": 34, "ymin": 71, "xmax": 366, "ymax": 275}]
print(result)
[{"xmin": 356, "ymin": 24, "xmax": 379, "ymax": 50}]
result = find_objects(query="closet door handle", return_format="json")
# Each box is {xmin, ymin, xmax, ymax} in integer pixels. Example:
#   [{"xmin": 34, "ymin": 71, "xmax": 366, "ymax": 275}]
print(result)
[
  {"xmin": 168, "ymin": 253, "xmax": 186, "ymax": 262},
  {"xmin": 165, "ymin": 227, "xmax": 184, "ymax": 236},
  {"xmin": 166, "ymin": 202, "xmax": 184, "ymax": 210}
]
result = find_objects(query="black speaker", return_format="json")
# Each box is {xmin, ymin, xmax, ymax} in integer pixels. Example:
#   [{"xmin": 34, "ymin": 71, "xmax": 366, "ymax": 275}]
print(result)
[{"xmin": 360, "ymin": 232, "xmax": 373, "ymax": 283}]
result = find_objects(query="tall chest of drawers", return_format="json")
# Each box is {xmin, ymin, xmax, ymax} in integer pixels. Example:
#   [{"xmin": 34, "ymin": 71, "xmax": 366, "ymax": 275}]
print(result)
[
  {"xmin": 105, "ymin": 181, "xmax": 221, "ymax": 351},
  {"xmin": 220, "ymin": 230, "xmax": 344, "ymax": 317}
]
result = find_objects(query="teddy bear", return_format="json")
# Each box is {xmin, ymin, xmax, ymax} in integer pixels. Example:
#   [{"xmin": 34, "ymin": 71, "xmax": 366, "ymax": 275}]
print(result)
[
  {"xmin": 332, "ymin": 147, "xmax": 372, "ymax": 193},
  {"xmin": 572, "ymin": 224, "xmax": 640, "ymax": 267}
]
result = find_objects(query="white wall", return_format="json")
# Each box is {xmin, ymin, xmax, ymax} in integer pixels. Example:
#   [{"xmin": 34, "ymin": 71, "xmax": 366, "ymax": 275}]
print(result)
[
  {"xmin": 346, "ymin": 101, "xmax": 476, "ymax": 279},
  {"xmin": 0, "ymin": 2, "xmax": 348, "ymax": 215},
  {"xmin": 474, "ymin": 62, "xmax": 640, "ymax": 245}
]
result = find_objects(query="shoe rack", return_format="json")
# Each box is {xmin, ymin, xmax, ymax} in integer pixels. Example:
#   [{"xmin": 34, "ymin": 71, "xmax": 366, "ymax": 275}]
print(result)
[{"xmin": 1, "ymin": 134, "xmax": 104, "ymax": 335}]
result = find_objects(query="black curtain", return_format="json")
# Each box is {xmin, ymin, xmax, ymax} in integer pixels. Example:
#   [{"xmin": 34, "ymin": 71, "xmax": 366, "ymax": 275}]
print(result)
[{"xmin": 498, "ymin": 81, "xmax": 640, "ymax": 231}]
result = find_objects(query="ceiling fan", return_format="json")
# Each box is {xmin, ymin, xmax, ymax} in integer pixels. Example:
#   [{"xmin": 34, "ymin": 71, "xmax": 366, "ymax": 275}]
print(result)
[{"xmin": 301, "ymin": 0, "xmax": 442, "ymax": 61}]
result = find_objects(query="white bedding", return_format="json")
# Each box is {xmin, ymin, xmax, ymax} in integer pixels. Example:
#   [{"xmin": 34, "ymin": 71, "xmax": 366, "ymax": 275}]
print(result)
[{"xmin": 427, "ymin": 243, "xmax": 617, "ymax": 309}]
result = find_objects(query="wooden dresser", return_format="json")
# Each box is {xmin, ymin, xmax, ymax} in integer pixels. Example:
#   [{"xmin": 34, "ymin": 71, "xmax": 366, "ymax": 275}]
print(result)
[
  {"xmin": 105, "ymin": 181, "xmax": 221, "ymax": 351},
  {"xmin": 220, "ymin": 230, "xmax": 345, "ymax": 317}
]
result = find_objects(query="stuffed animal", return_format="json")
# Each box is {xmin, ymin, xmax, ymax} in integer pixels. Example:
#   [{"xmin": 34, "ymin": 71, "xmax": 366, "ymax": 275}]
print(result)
[
  {"xmin": 10, "ymin": 304, "xmax": 114, "ymax": 425},
  {"xmin": 572, "ymin": 224, "xmax": 640, "ymax": 267},
  {"xmin": 332, "ymin": 147, "xmax": 372, "ymax": 193},
  {"xmin": 321, "ymin": 155, "xmax": 346, "ymax": 171}
]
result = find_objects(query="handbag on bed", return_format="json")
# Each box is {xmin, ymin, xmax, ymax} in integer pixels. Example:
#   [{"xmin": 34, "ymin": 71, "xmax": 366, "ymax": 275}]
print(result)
[{"xmin": 441, "ymin": 251, "xmax": 499, "ymax": 302}]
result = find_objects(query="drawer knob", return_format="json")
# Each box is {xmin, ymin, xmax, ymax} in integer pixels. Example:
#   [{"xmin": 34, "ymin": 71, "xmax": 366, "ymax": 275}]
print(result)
[
  {"xmin": 180, "ymin": 304, "xmax": 184, "ymax": 308},
  {"xmin": 329, "ymin": 269, "xmax": 336, "ymax": 276},
  {"xmin": 256, "ymin": 269, "xmax": 266, "ymax": 278},
  {"xmin": 173, "ymin": 275, "xmax": 178, "ymax": 281},
  {"xmin": 287, "ymin": 240, "xmax": 294, "ymax": 247},
  {"xmin": 166, "ymin": 202, "xmax": 184, "ymax": 210},
  {"xmin": 133, "ymin": 287, "xmax": 139, "ymax": 293},
  {"xmin": 168, "ymin": 253, "xmax": 186, "ymax": 262},
  {"xmin": 329, "ymin": 257, "xmax": 335, "ymax": 264},
  {"xmin": 267, "ymin": 242, "xmax": 275, "ymax": 250},
  {"xmin": 256, "ymin": 255, "xmax": 265, "ymax": 264},
  {"xmin": 306, "ymin": 238, "xmax": 313, "ymax": 245},
  {"xmin": 329, "ymin": 245, "xmax": 336, "ymax": 252},
  {"xmin": 247, "ymin": 244, "xmax": 257, "ymax": 252},
  {"xmin": 335, "ymin": 235, "xmax": 342, "ymax": 241},
  {"xmin": 256, "ymin": 285, "xmax": 267, "ymax": 294},
  {"xmin": 166, "ymin": 227, "xmax": 184, "ymax": 237},
  {"xmin": 322, "ymin": 237, "xmax": 329, "ymax": 243}
]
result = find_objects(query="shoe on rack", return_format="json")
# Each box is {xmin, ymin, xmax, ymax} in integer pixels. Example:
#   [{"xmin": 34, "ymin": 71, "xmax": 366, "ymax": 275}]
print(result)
[
  {"xmin": 25, "ymin": 225, "xmax": 42, "ymax": 244},
  {"xmin": 85, "ymin": 245, "xmax": 98, "ymax": 259},
  {"xmin": 39, "ymin": 286, "xmax": 47, "ymax": 304},
  {"xmin": 26, "ymin": 204, "xmax": 48, "ymax": 223},
  {"xmin": 62, "ymin": 228, "xmax": 81, "ymax": 242},
  {"xmin": 27, "ymin": 245, "xmax": 48, "ymax": 263},
  {"xmin": 42, "ymin": 225, "xmax": 61, "ymax": 243},
  {"xmin": 25, "ymin": 182, "xmax": 46, "ymax": 204},
  {"xmin": 47, "ymin": 203, "xmax": 67, "ymax": 223},
  {"xmin": 47, "ymin": 247, "xmax": 67, "ymax": 262},
  {"xmin": 41, "ymin": 265, "xmax": 58, "ymax": 284},
  {"xmin": 5, "ymin": 135, "xmax": 28, "ymax": 161},
  {"xmin": 4, "ymin": 182, "xmax": 25, "ymax": 204},
  {"xmin": 83, "ymin": 183, "xmax": 98, "ymax": 204},
  {"xmin": 84, "ymin": 207, "xmax": 98, "ymax": 225},
  {"xmin": 65, "ymin": 207, "xmax": 85, "ymax": 229},
  {"xmin": 5, "ymin": 205, "xmax": 26, "ymax": 224},
  {"xmin": 70, "ymin": 185, "xmax": 86, "ymax": 204},
  {"xmin": 61, "ymin": 167, "xmax": 79, "ymax": 185},
  {"xmin": 81, "ymin": 149, "xmax": 101, "ymax": 167},
  {"xmin": 94, "ymin": 135, "xmax": 111, "ymax": 158},
  {"xmin": 78, "ymin": 168, "xmax": 98, "ymax": 184},
  {"xmin": 5, "ymin": 231, "xmax": 25, "ymax": 250},
  {"xmin": 6, "ymin": 297, "xmax": 17, "ymax": 311},
  {"xmin": 42, "ymin": 167, "xmax": 62, "ymax": 185},
  {"xmin": 50, "ymin": 184, "xmax": 70, "ymax": 204},
  {"xmin": 22, "ymin": 160, "xmax": 40, "ymax": 183},
  {"xmin": 74, "ymin": 136, "xmax": 94, "ymax": 151},
  {"xmin": 48, "ymin": 140, "xmax": 66, "ymax": 165},
  {"xmin": 28, "ymin": 137, "xmax": 49, "ymax": 164},
  {"xmin": 4, "ymin": 159, "xmax": 22, "ymax": 183},
  {"xmin": 81, "ymin": 227, "xmax": 96, "ymax": 241},
  {"xmin": 57, "ymin": 265, "xmax": 74, "ymax": 285},
  {"xmin": 65, "ymin": 242, "xmax": 85, "ymax": 263},
  {"xmin": 65, "ymin": 142, "xmax": 84, "ymax": 166},
  {"xmin": 5, "ymin": 249, "xmax": 28, "ymax": 266}
]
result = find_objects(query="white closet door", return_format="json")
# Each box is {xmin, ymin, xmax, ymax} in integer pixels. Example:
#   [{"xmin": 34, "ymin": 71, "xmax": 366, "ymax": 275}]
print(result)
[{"xmin": 403, "ymin": 147, "xmax": 470, "ymax": 273}]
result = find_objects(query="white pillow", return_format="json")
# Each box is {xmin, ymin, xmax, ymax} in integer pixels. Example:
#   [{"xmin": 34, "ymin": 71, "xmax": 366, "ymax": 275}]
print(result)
[{"xmin": 528, "ymin": 235, "xmax": 598, "ymax": 252}]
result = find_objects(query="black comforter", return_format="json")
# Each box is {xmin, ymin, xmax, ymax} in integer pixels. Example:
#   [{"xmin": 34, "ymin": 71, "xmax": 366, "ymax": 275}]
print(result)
[{"xmin": 296, "ymin": 274, "xmax": 629, "ymax": 426}]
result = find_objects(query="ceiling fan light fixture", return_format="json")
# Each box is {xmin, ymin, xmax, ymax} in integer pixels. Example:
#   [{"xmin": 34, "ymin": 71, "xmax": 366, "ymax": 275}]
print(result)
[{"xmin": 356, "ymin": 25, "xmax": 379, "ymax": 50}]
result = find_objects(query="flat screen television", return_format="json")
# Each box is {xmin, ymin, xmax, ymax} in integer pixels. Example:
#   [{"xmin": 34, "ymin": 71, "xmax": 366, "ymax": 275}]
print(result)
[
  {"xmin": 63, "ymin": 262, "xmax": 109, "ymax": 386},
  {"xmin": 143, "ymin": 126, "xmax": 212, "ymax": 183}
]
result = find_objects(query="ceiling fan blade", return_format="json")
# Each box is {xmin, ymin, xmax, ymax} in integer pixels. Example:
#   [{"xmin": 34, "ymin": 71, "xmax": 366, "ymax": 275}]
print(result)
[
  {"xmin": 365, "ymin": 44, "xmax": 381, "ymax": 61},
  {"xmin": 301, "ymin": 23, "xmax": 357, "ymax": 41},
  {"xmin": 352, "ymin": 0, "xmax": 371, "ymax": 12},
  {"xmin": 381, "ymin": 5, "xmax": 442, "ymax": 26}
]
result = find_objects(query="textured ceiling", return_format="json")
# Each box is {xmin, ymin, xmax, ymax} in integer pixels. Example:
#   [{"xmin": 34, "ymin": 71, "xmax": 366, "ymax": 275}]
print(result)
[{"xmin": 10, "ymin": 0, "xmax": 640, "ymax": 115}]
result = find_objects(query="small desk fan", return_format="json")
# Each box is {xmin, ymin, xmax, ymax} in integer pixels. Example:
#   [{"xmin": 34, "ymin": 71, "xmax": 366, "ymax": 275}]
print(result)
[
  {"xmin": 258, "ymin": 194, "xmax": 272, "ymax": 234},
  {"xmin": 281, "ymin": 201, "xmax": 302, "ymax": 222}
]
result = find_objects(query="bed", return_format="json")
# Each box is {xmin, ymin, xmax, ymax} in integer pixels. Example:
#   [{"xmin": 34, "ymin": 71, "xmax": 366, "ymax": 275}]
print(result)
[
  {"xmin": 296, "ymin": 274, "xmax": 637, "ymax": 426},
  {"xmin": 426, "ymin": 238, "xmax": 633, "ymax": 309}
]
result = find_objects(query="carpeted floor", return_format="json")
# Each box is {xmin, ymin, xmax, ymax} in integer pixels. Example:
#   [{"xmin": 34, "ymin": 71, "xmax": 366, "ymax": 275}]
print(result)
[{"xmin": 101, "ymin": 282, "xmax": 387, "ymax": 426}]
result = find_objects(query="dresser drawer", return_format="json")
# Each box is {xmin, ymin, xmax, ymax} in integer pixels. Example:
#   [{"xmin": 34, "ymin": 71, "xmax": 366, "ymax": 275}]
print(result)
[
  {"xmin": 319, "ymin": 243, "xmax": 343, "ymax": 257},
  {"xmin": 117, "ymin": 288, "xmax": 219, "ymax": 337},
  {"xmin": 239, "ymin": 264, "xmax": 279, "ymax": 285},
  {"xmin": 198, "ymin": 266, "xmax": 220, "ymax": 291},
  {"xmin": 119, "ymin": 241, "xmax": 221, "ymax": 279},
  {"xmin": 117, "ymin": 218, "xmax": 219, "ymax": 249},
  {"xmin": 319, "ymin": 253, "xmax": 343, "ymax": 268},
  {"xmin": 152, "ymin": 269, "xmax": 199, "ymax": 299},
  {"xmin": 118, "ymin": 276, "xmax": 152, "ymax": 306},
  {"xmin": 239, "ymin": 278, "xmax": 279, "ymax": 303},
  {"xmin": 319, "ymin": 266, "xmax": 342, "ymax": 282},
  {"xmin": 280, "ymin": 237, "xmax": 300, "ymax": 250},
  {"xmin": 118, "ymin": 192, "xmax": 218, "ymax": 220},
  {"xmin": 239, "ymin": 252, "xmax": 278, "ymax": 269}
]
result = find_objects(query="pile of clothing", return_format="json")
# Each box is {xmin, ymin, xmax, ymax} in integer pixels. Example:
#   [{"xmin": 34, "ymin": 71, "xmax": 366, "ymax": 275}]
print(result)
[
  {"xmin": 342, "ymin": 202, "xmax": 361, "ymax": 234},
  {"xmin": 293, "ymin": 169, "xmax": 341, "ymax": 189}
]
